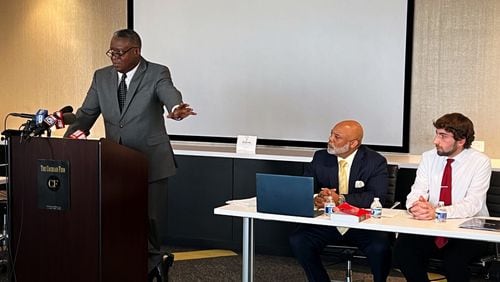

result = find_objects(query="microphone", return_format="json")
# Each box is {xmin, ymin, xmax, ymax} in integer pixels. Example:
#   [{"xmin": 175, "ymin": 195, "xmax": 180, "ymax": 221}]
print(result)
[
  {"xmin": 12, "ymin": 106, "xmax": 74, "ymax": 137},
  {"xmin": 52, "ymin": 106, "xmax": 74, "ymax": 129},
  {"xmin": 34, "ymin": 109, "xmax": 48, "ymax": 125},
  {"xmin": 58, "ymin": 105, "xmax": 73, "ymax": 113},
  {"xmin": 54, "ymin": 112, "xmax": 76, "ymax": 129},
  {"xmin": 33, "ymin": 115, "xmax": 58, "ymax": 136},
  {"xmin": 11, "ymin": 106, "xmax": 71, "ymax": 120},
  {"xmin": 10, "ymin": 108, "xmax": 48, "ymax": 121},
  {"xmin": 10, "ymin": 113, "xmax": 34, "ymax": 119},
  {"xmin": 33, "ymin": 112, "xmax": 76, "ymax": 137},
  {"xmin": 17, "ymin": 109, "xmax": 46, "ymax": 137}
]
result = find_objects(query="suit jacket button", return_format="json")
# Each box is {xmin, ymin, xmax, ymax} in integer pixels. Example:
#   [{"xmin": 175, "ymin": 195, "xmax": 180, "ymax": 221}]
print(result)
[{"xmin": 119, "ymin": 124, "xmax": 124, "ymax": 128}]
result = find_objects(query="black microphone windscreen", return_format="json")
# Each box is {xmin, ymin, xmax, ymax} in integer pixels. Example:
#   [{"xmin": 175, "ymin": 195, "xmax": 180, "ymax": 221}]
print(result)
[
  {"xmin": 11, "ymin": 113, "xmax": 35, "ymax": 119},
  {"xmin": 59, "ymin": 106, "xmax": 73, "ymax": 113},
  {"xmin": 62, "ymin": 113, "xmax": 76, "ymax": 124}
]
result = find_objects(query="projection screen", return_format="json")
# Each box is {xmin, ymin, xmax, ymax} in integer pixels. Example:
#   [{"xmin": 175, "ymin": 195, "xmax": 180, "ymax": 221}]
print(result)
[{"xmin": 132, "ymin": 0, "xmax": 413, "ymax": 152}]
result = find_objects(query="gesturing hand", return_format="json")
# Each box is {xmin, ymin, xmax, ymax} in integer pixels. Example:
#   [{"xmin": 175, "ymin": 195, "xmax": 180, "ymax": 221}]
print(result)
[{"xmin": 167, "ymin": 102, "xmax": 197, "ymax": 120}]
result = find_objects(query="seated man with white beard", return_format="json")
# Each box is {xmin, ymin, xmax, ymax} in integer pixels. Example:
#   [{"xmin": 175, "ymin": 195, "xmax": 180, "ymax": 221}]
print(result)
[{"xmin": 289, "ymin": 120, "xmax": 392, "ymax": 282}]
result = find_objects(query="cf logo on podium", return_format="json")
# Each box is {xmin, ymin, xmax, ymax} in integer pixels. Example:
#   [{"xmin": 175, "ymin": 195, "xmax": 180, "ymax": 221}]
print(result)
[{"xmin": 47, "ymin": 176, "xmax": 61, "ymax": 191}]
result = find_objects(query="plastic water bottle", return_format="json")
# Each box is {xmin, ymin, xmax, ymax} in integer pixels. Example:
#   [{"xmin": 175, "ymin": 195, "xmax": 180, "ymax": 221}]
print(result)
[
  {"xmin": 435, "ymin": 201, "xmax": 447, "ymax": 223},
  {"xmin": 370, "ymin": 197, "xmax": 382, "ymax": 218},
  {"xmin": 324, "ymin": 196, "xmax": 335, "ymax": 215}
]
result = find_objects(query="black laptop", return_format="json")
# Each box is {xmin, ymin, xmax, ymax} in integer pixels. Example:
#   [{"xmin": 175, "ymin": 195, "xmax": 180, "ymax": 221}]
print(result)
[{"xmin": 256, "ymin": 173, "xmax": 321, "ymax": 217}]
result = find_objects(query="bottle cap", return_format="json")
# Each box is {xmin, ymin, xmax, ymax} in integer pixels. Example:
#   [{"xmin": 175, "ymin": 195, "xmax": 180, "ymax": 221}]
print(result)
[{"xmin": 374, "ymin": 197, "xmax": 379, "ymax": 201}]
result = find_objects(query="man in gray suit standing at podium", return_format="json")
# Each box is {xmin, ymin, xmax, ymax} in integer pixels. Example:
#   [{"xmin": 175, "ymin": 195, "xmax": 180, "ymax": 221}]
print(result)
[{"xmin": 65, "ymin": 29, "xmax": 196, "ymax": 282}]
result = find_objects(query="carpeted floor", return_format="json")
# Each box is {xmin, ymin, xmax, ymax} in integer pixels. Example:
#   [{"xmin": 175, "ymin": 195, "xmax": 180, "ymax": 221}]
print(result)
[
  {"xmin": 166, "ymin": 246, "xmax": 494, "ymax": 282},
  {"xmin": 167, "ymin": 246, "xmax": 407, "ymax": 282},
  {"xmin": 0, "ymin": 246, "xmax": 492, "ymax": 281}
]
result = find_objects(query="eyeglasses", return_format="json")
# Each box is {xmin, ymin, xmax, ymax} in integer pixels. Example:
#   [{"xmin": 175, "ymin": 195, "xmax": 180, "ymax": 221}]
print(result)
[{"xmin": 106, "ymin": 47, "xmax": 138, "ymax": 58}]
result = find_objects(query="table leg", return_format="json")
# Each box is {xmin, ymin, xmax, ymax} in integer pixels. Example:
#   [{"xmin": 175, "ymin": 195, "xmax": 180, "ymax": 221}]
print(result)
[{"xmin": 242, "ymin": 217, "xmax": 254, "ymax": 282}]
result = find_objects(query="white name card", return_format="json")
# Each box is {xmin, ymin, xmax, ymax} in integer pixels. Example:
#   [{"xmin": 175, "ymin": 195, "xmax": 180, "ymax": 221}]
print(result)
[{"xmin": 236, "ymin": 135, "xmax": 257, "ymax": 154}]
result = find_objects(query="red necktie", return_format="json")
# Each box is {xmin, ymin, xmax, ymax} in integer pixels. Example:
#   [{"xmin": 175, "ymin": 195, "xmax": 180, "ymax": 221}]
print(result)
[
  {"xmin": 439, "ymin": 159, "xmax": 454, "ymax": 205},
  {"xmin": 435, "ymin": 158, "xmax": 454, "ymax": 248}
]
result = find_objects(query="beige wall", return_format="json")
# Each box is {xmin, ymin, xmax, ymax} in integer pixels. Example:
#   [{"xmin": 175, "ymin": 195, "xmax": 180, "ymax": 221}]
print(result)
[
  {"xmin": 410, "ymin": 0, "xmax": 500, "ymax": 156},
  {"xmin": 0, "ymin": 0, "xmax": 126, "ymax": 138},
  {"xmin": 1, "ymin": 0, "xmax": 500, "ymax": 157}
]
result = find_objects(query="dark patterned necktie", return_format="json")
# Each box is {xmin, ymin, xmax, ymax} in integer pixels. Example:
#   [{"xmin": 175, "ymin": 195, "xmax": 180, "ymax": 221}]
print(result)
[
  {"xmin": 118, "ymin": 73, "xmax": 127, "ymax": 112},
  {"xmin": 435, "ymin": 158, "xmax": 454, "ymax": 248}
]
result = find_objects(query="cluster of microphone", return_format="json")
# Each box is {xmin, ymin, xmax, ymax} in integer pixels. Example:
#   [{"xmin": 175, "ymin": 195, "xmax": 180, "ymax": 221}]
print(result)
[{"xmin": 12, "ymin": 106, "xmax": 77, "ymax": 138}]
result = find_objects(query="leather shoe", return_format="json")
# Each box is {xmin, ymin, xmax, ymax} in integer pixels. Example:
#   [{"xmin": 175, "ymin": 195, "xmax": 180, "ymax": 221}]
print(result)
[
  {"xmin": 159, "ymin": 252, "xmax": 174, "ymax": 282},
  {"xmin": 147, "ymin": 252, "xmax": 174, "ymax": 282}
]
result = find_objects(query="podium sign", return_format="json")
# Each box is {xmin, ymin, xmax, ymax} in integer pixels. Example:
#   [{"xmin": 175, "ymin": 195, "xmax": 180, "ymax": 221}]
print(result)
[{"xmin": 37, "ymin": 159, "xmax": 70, "ymax": 210}]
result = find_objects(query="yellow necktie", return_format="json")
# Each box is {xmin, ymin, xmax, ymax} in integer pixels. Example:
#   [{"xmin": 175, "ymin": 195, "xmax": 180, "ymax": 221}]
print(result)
[
  {"xmin": 339, "ymin": 160, "xmax": 348, "ymax": 195},
  {"xmin": 337, "ymin": 160, "xmax": 349, "ymax": 235}
]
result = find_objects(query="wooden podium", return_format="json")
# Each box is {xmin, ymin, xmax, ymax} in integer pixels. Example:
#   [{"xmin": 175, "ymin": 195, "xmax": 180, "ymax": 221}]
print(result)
[{"xmin": 7, "ymin": 136, "xmax": 148, "ymax": 282}]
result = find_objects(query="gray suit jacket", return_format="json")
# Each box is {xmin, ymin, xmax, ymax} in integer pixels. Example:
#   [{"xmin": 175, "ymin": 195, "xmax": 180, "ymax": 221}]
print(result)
[{"xmin": 65, "ymin": 58, "xmax": 183, "ymax": 182}]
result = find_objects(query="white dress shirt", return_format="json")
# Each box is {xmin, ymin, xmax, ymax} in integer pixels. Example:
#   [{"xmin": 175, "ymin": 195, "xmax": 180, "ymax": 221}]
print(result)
[
  {"xmin": 406, "ymin": 148, "xmax": 491, "ymax": 218},
  {"xmin": 117, "ymin": 62, "xmax": 140, "ymax": 88}
]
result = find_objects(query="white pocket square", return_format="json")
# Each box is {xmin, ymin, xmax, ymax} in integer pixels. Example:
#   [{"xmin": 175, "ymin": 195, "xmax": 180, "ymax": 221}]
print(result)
[{"xmin": 355, "ymin": 181, "xmax": 365, "ymax": 188}]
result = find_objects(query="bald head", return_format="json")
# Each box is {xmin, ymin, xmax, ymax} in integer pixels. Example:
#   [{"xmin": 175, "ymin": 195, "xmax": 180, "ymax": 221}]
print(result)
[
  {"xmin": 327, "ymin": 120, "xmax": 364, "ymax": 158},
  {"xmin": 335, "ymin": 120, "xmax": 364, "ymax": 143}
]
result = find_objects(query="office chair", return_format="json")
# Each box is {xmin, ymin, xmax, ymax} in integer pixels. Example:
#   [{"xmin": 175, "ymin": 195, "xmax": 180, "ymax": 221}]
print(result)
[
  {"xmin": 322, "ymin": 164, "xmax": 399, "ymax": 282},
  {"xmin": 427, "ymin": 170, "xmax": 500, "ymax": 280},
  {"xmin": 479, "ymin": 171, "xmax": 500, "ymax": 279}
]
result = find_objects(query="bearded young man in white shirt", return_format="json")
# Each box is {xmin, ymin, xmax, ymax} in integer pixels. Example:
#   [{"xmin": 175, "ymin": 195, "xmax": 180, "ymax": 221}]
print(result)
[{"xmin": 393, "ymin": 113, "xmax": 491, "ymax": 282}]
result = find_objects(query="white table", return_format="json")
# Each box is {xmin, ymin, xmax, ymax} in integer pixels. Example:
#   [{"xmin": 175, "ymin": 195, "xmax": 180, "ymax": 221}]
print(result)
[{"xmin": 214, "ymin": 200, "xmax": 500, "ymax": 282}]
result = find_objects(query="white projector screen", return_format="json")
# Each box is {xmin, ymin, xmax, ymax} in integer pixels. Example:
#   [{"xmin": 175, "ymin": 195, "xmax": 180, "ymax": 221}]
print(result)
[{"xmin": 132, "ymin": 0, "xmax": 412, "ymax": 152}]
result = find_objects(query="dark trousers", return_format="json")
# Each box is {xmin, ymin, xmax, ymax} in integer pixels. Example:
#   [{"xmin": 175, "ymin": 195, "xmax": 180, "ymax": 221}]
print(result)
[
  {"xmin": 289, "ymin": 224, "xmax": 392, "ymax": 282},
  {"xmin": 148, "ymin": 178, "xmax": 169, "ymax": 272},
  {"xmin": 393, "ymin": 233, "xmax": 489, "ymax": 282}
]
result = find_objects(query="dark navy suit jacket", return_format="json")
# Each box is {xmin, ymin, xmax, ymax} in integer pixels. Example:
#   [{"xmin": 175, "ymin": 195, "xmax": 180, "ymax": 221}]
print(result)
[{"xmin": 304, "ymin": 146, "xmax": 388, "ymax": 208}]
